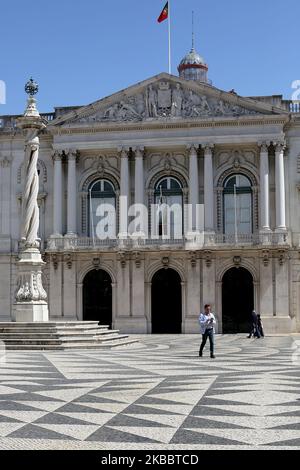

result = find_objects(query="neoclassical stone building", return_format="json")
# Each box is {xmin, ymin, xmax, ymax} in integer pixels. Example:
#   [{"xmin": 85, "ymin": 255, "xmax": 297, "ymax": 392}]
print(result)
[{"xmin": 1, "ymin": 48, "xmax": 300, "ymax": 334}]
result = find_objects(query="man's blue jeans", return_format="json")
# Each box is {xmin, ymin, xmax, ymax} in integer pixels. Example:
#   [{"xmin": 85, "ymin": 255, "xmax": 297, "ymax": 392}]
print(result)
[{"xmin": 199, "ymin": 328, "xmax": 214, "ymax": 356}]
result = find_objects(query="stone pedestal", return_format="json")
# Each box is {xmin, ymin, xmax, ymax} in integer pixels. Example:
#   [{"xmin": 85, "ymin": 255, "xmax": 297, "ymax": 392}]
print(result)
[{"xmin": 12, "ymin": 248, "xmax": 49, "ymax": 322}]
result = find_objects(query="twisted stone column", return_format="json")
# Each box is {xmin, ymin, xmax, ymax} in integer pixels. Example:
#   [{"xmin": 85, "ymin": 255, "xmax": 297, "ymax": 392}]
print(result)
[
  {"xmin": 13, "ymin": 88, "xmax": 49, "ymax": 322},
  {"xmin": 52, "ymin": 151, "xmax": 63, "ymax": 236},
  {"xmin": 21, "ymin": 130, "xmax": 40, "ymax": 247}
]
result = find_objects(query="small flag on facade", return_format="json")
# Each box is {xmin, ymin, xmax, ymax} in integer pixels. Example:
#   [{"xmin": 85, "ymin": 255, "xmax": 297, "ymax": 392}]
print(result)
[{"xmin": 157, "ymin": 2, "xmax": 169, "ymax": 23}]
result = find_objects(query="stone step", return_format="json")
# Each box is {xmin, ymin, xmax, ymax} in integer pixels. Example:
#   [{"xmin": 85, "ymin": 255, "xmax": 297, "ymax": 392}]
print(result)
[
  {"xmin": 0, "ymin": 333, "xmax": 128, "ymax": 344},
  {"xmin": 0, "ymin": 321, "xmax": 138, "ymax": 350},
  {"xmin": 0, "ymin": 329, "xmax": 119, "ymax": 339},
  {"xmin": 0, "ymin": 321, "xmax": 100, "ymax": 327},
  {"xmin": 0, "ymin": 326, "xmax": 110, "ymax": 333},
  {"xmin": 4, "ymin": 338, "xmax": 139, "ymax": 351}
]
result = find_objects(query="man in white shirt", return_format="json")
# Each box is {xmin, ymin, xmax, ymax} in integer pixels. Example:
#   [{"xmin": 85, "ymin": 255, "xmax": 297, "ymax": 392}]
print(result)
[{"xmin": 199, "ymin": 304, "xmax": 216, "ymax": 358}]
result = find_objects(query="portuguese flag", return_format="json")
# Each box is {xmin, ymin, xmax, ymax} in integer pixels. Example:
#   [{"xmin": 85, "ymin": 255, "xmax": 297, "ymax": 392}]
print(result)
[{"xmin": 157, "ymin": 2, "xmax": 168, "ymax": 23}]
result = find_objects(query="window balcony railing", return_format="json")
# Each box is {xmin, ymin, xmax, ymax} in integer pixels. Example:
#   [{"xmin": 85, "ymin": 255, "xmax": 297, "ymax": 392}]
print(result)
[
  {"xmin": 205, "ymin": 232, "xmax": 290, "ymax": 246},
  {"xmin": 45, "ymin": 232, "xmax": 291, "ymax": 251}
]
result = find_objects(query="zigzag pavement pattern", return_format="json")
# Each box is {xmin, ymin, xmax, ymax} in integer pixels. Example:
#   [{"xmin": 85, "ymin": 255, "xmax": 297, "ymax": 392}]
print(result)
[{"xmin": 0, "ymin": 334, "xmax": 299, "ymax": 449}]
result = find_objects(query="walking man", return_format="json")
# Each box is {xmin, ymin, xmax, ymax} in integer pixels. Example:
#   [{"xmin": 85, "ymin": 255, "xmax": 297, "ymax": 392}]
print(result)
[
  {"xmin": 199, "ymin": 304, "xmax": 216, "ymax": 358},
  {"xmin": 248, "ymin": 310, "xmax": 260, "ymax": 338}
]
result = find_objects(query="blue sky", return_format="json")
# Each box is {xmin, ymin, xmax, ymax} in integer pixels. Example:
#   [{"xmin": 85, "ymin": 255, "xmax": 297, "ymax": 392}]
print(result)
[{"xmin": 0, "ymin": 0, "xmax": 299, "ymax": 115}]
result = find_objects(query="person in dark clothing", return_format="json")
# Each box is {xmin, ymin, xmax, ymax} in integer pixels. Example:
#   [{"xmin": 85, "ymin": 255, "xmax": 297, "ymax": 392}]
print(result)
[
  {"xmin": 248, "ymin": 310, "xmax": 260, "ymax": 338},
  {"xmin": 257, "ymin": 314, "xmax": 264, "ymax": 337}
]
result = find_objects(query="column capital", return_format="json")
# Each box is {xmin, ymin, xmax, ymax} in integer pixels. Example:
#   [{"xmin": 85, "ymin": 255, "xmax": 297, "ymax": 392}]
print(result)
[
  {"xmin": 203, "ymin": 143, "xmax": 214, "ymax": 155},
  {"xmin": 65, "ymin": 149, "xmax": 79, "ymax": 162},
  {"xmin": 117, "ymin": 146, "xmax": 130, "ymax": 156},
  {"xmin": 186, "ymin": 144, "xmax": 199, "ymax": 155},
  {"xmin": 52, "ymin": 150, "xmax": 63, "ymax": 162},
  {"xmin": 258, "ymin": 141, "xmax": 270, "ymax": 153},
  {"xmin": 274, "ymin": 141, "xmax": 286, "ymax": 153},
  {"xmin": 134, "ymin": 147, "xmax": 145, "ymax": 158}
]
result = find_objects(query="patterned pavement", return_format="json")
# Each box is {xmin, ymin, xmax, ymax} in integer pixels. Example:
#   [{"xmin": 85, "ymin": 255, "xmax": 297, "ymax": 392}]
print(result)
[{"xmin": 0, "ymin": 334, "xmax": 300, "ymax": 450}]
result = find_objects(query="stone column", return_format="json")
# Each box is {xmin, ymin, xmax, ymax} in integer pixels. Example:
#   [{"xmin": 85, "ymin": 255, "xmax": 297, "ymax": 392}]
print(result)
[
  {"xmin": 133, "ymin": 147, "xmax": 146, "ymax": 236},
  {"xmin": 187, "ymin": 145, "xmax": 199, "ymax": 234},
  {"xmin": 13, "ymin": 81, "xmax": 49, "ymax": 322},
  {"xmin": 275, "ymin": 142, "xmax": 287, "ymax": 231},
  {"xmin": 66, "ymin": 150, "xmax": 78, "ymax": 236},
  {"xmin": 259, "ymin": 142, "xmax": 271, "ymax": 244},
  {"xmin": 204, "ymin": 144, "xmax": 214, "ymax": 233},
  {"xmin": 52, "ymin": 151, "xmax": 63, "ymax": 236},
  {"xmin": 118, "ymin": 147, "xmax": 129, "ymax": 239}
]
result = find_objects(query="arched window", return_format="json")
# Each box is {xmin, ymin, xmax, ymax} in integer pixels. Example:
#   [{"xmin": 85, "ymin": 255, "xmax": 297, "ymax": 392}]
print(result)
[
  {"xmin": 154, "ymin": 177, "xmax": 183, "ymax": 238},
  {"xmin": 89, "ymin": 179, "xmax": 116, "ymax": 239},
  {"xmin": 223, "ymin": 174, "xmax": 252, "ymax": 235}
]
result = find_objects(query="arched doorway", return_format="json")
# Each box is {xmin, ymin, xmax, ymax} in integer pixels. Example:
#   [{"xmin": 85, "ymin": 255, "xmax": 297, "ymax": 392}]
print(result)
[
  {"xmin": 83, "ymin": 269, "xmax": 112, "ymax": 327},
  {"xmin": 222, "ymin": 267, "xmax": 254, "ymax": 333},
  {"xmin": 151, "ymin": 268, "xmax": 182, "ymax": 334}
]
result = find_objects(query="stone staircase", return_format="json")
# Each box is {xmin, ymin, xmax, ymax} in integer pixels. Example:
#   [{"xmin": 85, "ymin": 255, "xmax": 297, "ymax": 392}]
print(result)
[{"xmin": 0, "ymin": 322, "xmax": 139, "ymax": 350}]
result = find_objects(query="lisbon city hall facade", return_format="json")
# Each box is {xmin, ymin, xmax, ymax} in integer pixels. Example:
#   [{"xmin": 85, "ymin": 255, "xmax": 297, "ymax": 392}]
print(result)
[{"xmin": 1, "ymin": 49, "xmax": 300, "ymax": 335}]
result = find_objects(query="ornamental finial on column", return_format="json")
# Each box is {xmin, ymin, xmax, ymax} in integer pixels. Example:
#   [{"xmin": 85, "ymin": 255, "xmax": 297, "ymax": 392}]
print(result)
[{"xmin": 24, "ymin": 78, "xmax": 40, "ymax": 117}]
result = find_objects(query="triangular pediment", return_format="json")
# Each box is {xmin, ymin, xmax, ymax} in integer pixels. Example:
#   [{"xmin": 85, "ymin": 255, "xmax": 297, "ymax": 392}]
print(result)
[{"xmin": 49, "ymin": 73, "xmax": 288, "ymax": 127}]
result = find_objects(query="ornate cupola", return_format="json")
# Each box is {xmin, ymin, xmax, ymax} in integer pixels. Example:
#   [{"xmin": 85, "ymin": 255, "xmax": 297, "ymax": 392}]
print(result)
[
  {"xmin": 178, "ymin": 47, "xmax": 209, "ymax": 83},
  {"xmin": 178, "ymin": 12, "xmax": 210, "ymax": 84}
]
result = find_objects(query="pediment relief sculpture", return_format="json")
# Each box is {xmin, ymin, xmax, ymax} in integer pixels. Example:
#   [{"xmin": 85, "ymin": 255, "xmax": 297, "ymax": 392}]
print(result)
[{"xmin": 72, "ymin": 81, "xmax": 260, "ymax": 124}]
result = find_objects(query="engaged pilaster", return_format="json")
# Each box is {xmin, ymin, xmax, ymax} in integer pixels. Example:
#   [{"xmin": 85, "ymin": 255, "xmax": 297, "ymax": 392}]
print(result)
[
  {"xmin": 66, "ymin": 149, "xmax": 78, "ymax": 237},
  {"xmin": 204, "ymin": 143, "xmax": 215, "ymax": 233},
  {"xmin": 118, "ymin": 147, "xmax": 130, "ymax": 239},
  {"xmin": 259, "ymin": 142, "xmax": 271, "ymax": 244},
  {"xmin": 275, "ymin": 141, "xmax": 287, "ymax": 232},
  {"xmin": 187, "ymin": 144, "xmax": 199, "ymax": 235},
  {"xmin": 52, "ymin": 151, "xmax": 63, "ymax": 237},
  {"xmin": 133, "ymin": 147, "xmax": 146, "ymax": 237}
]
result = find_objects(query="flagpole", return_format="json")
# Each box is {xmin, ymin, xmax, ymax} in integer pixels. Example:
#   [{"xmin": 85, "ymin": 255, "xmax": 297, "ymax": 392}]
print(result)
[{"xmin": 168, "ymin": 1, "xmax": 171, "ymax": 74}]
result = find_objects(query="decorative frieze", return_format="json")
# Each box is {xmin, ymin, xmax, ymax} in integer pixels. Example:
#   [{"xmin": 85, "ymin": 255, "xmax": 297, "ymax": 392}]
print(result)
[{"xmin": 71, "ymin": 81, "xmax": 261, "ymax": 124}]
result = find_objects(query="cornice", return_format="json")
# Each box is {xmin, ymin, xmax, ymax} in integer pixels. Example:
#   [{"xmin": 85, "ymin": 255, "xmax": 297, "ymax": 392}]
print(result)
[{"xmin": 48, "ymin": 115, "xmax": 288, "ymax": 136}]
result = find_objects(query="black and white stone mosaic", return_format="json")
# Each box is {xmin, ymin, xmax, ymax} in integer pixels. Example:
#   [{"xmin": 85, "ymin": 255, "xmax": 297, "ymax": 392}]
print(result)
[{"xmin": 0, "ymin": 334, "xmax": 299, "ymax": 449}]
